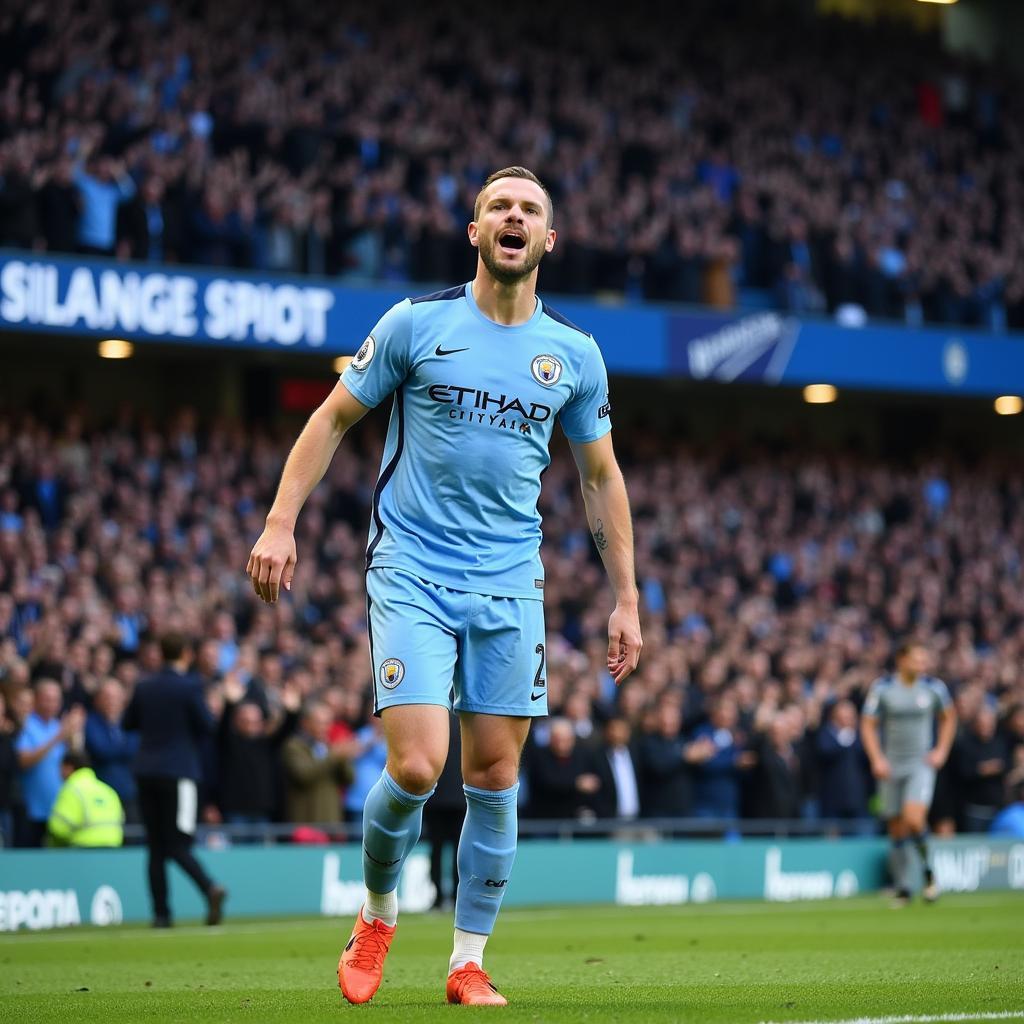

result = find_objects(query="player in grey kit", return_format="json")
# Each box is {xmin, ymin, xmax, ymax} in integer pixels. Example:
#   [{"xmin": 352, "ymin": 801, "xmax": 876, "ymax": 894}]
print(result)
[{"xmin": 861, "ymin": 642, "xmax": 957, "ymax": 905}]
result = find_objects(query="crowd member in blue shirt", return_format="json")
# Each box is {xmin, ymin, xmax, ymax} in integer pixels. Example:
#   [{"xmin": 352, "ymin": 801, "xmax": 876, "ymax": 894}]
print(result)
[
  {"xmin": 690, "ymin": 694, "xmax": 755, "ymax": 819},
  {"xmin": 73, "ymin": 151, "xmax": 136, "ymax": 256},
  {"xmin": 85, "ymin": 678, "xmax": 140, "ymax": 822},
  {"xmin": 343, "ymin": 718, "xmax": 388, "ymax": 823},
  {"xmin": 14, "ymin": 680, "xmax": 85, "ymax": 846},
  {"xmin": 990, "ymin": 782, "xmax": 1024, "ymax": 839}
]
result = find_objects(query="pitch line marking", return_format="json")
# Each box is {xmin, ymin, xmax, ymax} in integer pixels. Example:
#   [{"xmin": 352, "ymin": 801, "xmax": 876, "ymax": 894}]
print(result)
[{"xmin": 759, "ymin": 1012, "xmax": 1024, "ymax": 1024}]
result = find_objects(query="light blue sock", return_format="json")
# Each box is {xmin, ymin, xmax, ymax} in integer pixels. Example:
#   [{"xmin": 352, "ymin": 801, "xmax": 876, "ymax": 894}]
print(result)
[
  {"xmin": 362, "ymin": 770, "xmax": 433, "ymax": 896},
  {"xmin": 455, "ymin": 783, "xmax": 519, "ymax": 936}
]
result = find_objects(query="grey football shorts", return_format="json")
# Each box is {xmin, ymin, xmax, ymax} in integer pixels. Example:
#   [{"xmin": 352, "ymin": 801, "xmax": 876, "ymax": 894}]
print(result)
[{"xmin": 878, "ymin": 763, "xmax": 936, "ymax": 818}]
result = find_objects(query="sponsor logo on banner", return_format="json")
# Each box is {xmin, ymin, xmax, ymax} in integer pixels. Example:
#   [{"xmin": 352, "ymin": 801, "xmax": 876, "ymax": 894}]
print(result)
[
  {"xmin": 669, "ymin": 312, "xmax": 800, "ymax": 383},
  {"xmin": 321, "ymin": 852, "xmax": 434, "ymax": 916},
  {"xmin": 763, "ymin": 846, "xmax": 859, "ymax": 901},
  {"xmin": 0, "ymin": 888, "xmax": 81, "ymax": 932},
  {"xmin": 942, "ymin": 339, "xmax": 968, "ymax": 385},
  {"xmin": 90, "ymin": 885, "xmax": 123, "ymax": 926},
  {"xmin": 932, "ymin": 843, "xmax": 999, "ymax": 892},
  {"xmin": 0, "ymin": 258, "xmax": 335, "ymax": 347},
  {"xmin": 614, "ymin": 851, "xmax": 716, "ymax": 906}
]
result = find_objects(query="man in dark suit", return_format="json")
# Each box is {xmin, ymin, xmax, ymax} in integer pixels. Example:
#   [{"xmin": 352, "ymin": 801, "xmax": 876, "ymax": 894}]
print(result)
[
  {"xmin": 117, "ymin": 176, "xmax": 175, "ymax": 262},
  {"xmin": 637, "ymin": 700, "xmax": 714, "ymax": 819},
  {"xmin": 590, "ymin": 717, "xmax": 641, "ymax": 822},
  {"xmin": 751, "ymin": 713, "xmax": 802, "ymax": 819},
  {"xmin": 123, "ymin": 632, "xmax": 226, "ymax": 927},
  {"xmin": 527, "ymin": 719, "xmax": 600, "ymax": 819},
  {"xmin": 816, "ymin": 699, "xmax": 869, "ymax": 821}
]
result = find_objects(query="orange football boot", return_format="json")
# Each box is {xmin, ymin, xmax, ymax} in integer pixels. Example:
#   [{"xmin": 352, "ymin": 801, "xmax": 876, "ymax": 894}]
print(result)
[
  {"xmin": 446, "ymin": 962, "xmax": 508, "ymax": 1006},
  {"xmin": 337, "ymin": 909, "xmax": 396, "ymax": 1004}
]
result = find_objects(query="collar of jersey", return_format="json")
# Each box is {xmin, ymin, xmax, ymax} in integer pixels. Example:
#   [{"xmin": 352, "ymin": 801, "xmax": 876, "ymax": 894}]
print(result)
[{"xmin": 463, "ymin": 281, "xmax": 545, "ymax": 333}]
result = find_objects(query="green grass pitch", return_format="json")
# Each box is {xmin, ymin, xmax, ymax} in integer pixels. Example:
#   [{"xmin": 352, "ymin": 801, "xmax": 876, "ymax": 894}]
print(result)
[{"xmin": 3, "ymin": 894, "xmax": 1022, "ymax": 1023}]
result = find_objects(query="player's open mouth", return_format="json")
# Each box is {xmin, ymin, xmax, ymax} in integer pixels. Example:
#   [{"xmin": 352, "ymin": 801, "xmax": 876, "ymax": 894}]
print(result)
[{"xmin": 498, "ymin": 232, "xmax": 526, "ymax": 253}]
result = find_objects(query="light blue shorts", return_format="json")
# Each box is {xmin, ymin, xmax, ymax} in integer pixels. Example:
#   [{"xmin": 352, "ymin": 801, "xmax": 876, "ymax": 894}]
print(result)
[{"xmin": 365, "ymin": 567, "xmax": 548, "ymax": 718}]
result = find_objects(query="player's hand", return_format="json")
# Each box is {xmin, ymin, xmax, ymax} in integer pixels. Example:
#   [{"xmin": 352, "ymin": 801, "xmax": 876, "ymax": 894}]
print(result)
[
  {"xmin": 925, "ymin": 748, "xmax": 948, "ymax": 770},
  {"xmin": 607, "ymin": 601, "xmax": 642, "ymax": 685},
  {"xmin": 246, "ymin": 521, "xmax": 297, "ymax": 603},
  {"xmin": 871, "ymin": 755, "xmax": 891, "ymax": 780}
]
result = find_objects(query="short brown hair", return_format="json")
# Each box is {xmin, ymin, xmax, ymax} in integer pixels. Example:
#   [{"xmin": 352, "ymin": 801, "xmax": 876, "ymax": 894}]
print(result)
[
  {"xmin": 160, "ymin": 631, "xmax": 190, "ymax": 663},
  {"xmin": 474, "ymin": 166, "xmax": 553, "ymax": 227},
  {"xmin": 895, "ymin": 640, "xmax": 923, "ymax": 661}
]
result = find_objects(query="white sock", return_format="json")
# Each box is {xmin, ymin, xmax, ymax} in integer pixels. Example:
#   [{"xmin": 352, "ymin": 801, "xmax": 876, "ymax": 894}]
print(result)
[
  {"xmin": 362, "ymin": 889, "xmax": 398, "ymax": 928},
  {"xmin": 449, "ymin": 928, "xmax": 488, "ymax": 973}
]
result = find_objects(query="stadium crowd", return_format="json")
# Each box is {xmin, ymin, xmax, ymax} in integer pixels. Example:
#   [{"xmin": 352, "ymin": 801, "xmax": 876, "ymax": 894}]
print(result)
[
  {"xmin": 1, "ymin": 0, "xmax": 1024, "ymax": 330},
  {"xmin": 1, "ymin": 409, "xmax": 1023, "ymax": 847}
]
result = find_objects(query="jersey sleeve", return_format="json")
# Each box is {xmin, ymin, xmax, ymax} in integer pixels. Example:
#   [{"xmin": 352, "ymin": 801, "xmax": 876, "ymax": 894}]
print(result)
[
  {"xmin": 340, "ymin": 300, "xmax": 414, "ymax": 409},
  {"xmin": 559, "ymin": 339, "xmax": 612, "ymax": 444},
  {"xmin": 862, "ymin": 679, "xmax": 884, "ymax": 717},
  {"xmin": 930, "ymin": 678, "xmax": 953, "ymax": 711}
]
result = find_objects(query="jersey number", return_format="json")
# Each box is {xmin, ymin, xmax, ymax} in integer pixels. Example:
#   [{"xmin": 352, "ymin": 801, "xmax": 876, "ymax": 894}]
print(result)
[{"xmin": 533, "ymin": 643, "xmax": 546, "ymax": 690}]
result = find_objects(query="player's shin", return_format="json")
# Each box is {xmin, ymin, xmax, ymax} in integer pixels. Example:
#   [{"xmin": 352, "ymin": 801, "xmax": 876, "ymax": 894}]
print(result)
[
  {"xmin": 361, "ymin": 770, "xmax": 433, "ymax": 925},
  {"xmin": 889, "ymin": 837, "xmax": 910, "ymax": 895},
  {"xmin": 911, "ymin": 831, "xmax": 934, "ymax": 883},
  {"xmin": 451, "ymin": 782, "xmax": 519, "ymax": 970}
]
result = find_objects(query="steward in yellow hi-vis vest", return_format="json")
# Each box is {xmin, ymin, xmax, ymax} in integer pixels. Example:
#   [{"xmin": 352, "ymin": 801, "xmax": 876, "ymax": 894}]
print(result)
[{"xmin": 47, "ymin": 752, "xmax": 124, "ymax": 847}]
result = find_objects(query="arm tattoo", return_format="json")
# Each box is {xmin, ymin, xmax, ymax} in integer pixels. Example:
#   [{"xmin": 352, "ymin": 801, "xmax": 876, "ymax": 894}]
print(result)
[{"xmin": 592, "ymin": 519, "xmax": 608, "ymax": 552}]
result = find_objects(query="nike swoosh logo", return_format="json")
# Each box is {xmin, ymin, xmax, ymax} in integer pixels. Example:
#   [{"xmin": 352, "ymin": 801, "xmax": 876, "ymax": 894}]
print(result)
[
  {"xmin": 530, "ymin": 692, "xmax": 545, "ymax": 702},
  {"xmin": 363, "ymin": 847, "xmax": 401, "ymax": 867},
  {"xmin": 435, "ymin": 345, "xmax": 469, "ymax": 356}
]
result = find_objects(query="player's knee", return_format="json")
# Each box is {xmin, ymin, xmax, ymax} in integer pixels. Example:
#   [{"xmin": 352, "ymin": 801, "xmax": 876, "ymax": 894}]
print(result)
[
  {"xmin": 463, "ymin": 759, "xmax": 518, "ymax": 791},
  {"xmin": 389, "ymin": 757, "xmax": 440, "ymax": 796},
  {"xmin": 905, "ymin": 814, "xmax": 926, "ymax": 835}
]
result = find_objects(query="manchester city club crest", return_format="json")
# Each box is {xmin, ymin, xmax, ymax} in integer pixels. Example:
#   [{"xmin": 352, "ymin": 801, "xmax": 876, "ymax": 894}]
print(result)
[
  {"xmin": 379, "ymin": 658, "xmax": 405, "ymax": 689},
  {"xmin": 351, "ymin": 335, "xmax": 375, "ymax": 371},
  {"xmin": 531, "ymin": 353, "xmax": 563, "ymax": 387}
]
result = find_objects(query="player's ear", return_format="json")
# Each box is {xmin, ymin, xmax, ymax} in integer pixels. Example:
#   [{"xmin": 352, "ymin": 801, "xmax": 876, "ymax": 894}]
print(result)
[
  {"xmin": 545, "ymin": 227, "xmax": 556, "ymax": 253},
  {"xmin": 467, "ymin": 222, "xmax": 479, "ymax": 248}
]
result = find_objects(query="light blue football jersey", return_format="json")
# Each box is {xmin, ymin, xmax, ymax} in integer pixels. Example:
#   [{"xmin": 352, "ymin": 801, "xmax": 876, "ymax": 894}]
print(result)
[{"xmin": 340, "ymin": 282, "xmax": 612, "ymax": 600}]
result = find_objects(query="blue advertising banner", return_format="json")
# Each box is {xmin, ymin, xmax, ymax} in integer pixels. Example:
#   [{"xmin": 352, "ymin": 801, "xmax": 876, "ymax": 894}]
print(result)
[
  {"xmin": 666, "ymin": 310, "xmax": 1024, "ymax": 395},
  {"xmin": 2, "ymin": 250, "xmax": 1023, "ymax": 396},
  {"xmin": 1, "ymin": 836, "xmax": 1022, "ymax": 931}
]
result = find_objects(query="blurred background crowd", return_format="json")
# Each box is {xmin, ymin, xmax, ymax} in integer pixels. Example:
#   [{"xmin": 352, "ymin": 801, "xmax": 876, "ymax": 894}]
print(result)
[
  {"xmin": 2, "ymin": 409, "xmax": 1023, "ymax": 847},
  {"xmin": 2, "ymin": 0, "xmax": 1024, "ymax": 329}
]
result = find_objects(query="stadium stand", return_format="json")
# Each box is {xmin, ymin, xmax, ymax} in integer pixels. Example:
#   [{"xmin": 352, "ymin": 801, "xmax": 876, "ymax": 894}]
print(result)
[
  {"xmin": 1, "ymin": 412, "xmax": 1022, "ymax": 844},
  {"xmin": 0, "ymin": 0, "xmax": 1023, "ymax": 329}
]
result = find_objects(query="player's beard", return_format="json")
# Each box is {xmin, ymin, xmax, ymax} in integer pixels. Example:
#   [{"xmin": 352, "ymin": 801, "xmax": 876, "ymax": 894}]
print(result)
[{"xmin": 478, "ymin": 231, "xmax": 546, "ymax": 285}]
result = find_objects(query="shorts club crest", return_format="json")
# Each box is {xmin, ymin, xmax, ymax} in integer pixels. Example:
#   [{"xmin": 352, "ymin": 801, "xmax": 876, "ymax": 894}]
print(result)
[{"xmin": 379, "ymin": 658, "xmax": 405, "ymax": 689}]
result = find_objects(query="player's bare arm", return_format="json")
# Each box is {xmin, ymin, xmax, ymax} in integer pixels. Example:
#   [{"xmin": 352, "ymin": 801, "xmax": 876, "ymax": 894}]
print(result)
[
  {"xmin": 926, "ymin": 704, "xmax": 957, "ymax": 769},
  {"xmin": 860, "ymin": 713, "xmax": 889, "ymax": 779},
  {"xmin": 569, "ymin": 432, "xmax": 642, "ymax": 684},
  {"xmin": 247, "ymin": 380, "xmax": 369, "ymax": 603}
]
